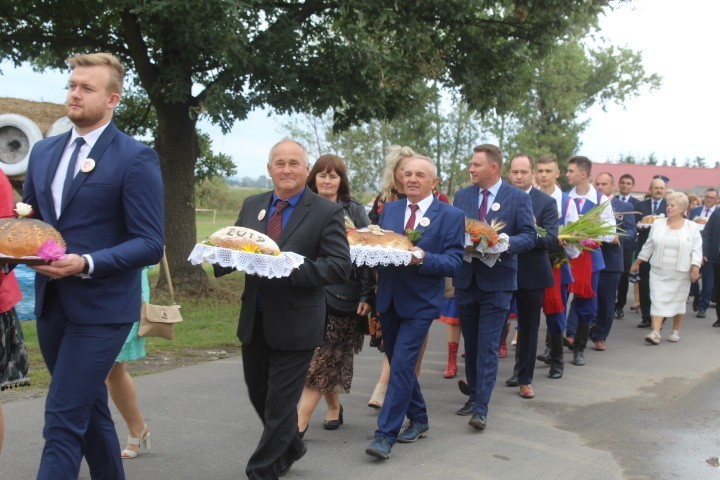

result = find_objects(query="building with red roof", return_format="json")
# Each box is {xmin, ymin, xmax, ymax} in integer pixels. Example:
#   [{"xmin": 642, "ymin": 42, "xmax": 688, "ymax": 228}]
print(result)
[{"xmin": 591, "ymin": 163, "xmax": 720, "ymax": 196}]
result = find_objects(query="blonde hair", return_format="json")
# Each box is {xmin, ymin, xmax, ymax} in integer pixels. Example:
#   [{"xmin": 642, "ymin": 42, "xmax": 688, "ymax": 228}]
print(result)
[
  {"xmin": 379, "ymin": 145, "xmax": 416, "ymax": 200},
  {"xmin": 667, "ymin": 191, "xmax": 688, "ymax": 210},
  {"xmin": 66, "ymin": 53, "xmax": 125, "ymax": 94}
]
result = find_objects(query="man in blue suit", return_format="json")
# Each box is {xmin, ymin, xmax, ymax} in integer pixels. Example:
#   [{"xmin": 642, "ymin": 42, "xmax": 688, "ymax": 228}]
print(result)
[
  {"xmin": 592, "ymin": 173, "xmax": 635, "ymax": 350},
  {"xmin": 23, "ymin": 53, "xmax": 164, "ymax": 479},
  {"xmin": 366, "ymin": 155, "xmax": 464, "ymax": 459},
  {"xmin": 635, "ymin": 178, "xmax": 667, "ymax": 328},
  {"xmin": 503, "ymin": 154, "xmax": 560, "ymax": 399},
  {"xmin": 688, "ymin": 187, "xmax": 718, "ymax": 318},
  {"xmin": 701, "ymin": 209, "xmax": 720, "ymax": 327},
  {"xmin": 453, "ymin": 144, "xmax": 536, "ymax": 430},
  {"xmin": 614, "ymin": 174, "xmax": 641, "ymax": 319}
]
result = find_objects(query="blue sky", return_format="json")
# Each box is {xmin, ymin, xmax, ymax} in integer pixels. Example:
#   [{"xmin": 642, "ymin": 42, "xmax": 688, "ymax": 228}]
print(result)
[{"xmin": 2, "ymin": 0, "xmax": 718, "ymax": 178}]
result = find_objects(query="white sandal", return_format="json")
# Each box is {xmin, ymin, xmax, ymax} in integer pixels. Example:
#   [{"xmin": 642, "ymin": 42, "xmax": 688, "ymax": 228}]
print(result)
[{"xmin": 121, "ymin": 425, "xmax": 151, "ymax": 459}]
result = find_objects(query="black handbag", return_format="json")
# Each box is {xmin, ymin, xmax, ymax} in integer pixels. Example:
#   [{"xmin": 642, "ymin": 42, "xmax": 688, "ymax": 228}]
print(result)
[{"xmin": 325, "ymin": 280, "xmax": 362, "ymax": 316}]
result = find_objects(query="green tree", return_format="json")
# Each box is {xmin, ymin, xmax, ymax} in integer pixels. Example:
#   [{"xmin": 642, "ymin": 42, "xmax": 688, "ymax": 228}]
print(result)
[{"xmin": 1, "ymin": 0, "xmax": 613, "ymax": 287}]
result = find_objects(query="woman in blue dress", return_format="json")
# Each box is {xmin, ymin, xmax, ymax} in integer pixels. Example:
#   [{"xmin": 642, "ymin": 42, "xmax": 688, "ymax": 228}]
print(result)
[{"xmin": 106, "ymin": 267, "xmax": 151, "ymax": 459}]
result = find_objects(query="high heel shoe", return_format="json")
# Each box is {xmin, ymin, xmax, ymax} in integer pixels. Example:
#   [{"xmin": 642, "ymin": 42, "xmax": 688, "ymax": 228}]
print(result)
[
  {"xmin": 121, "ymin": 425, "xmax": 151, "ymax": 459},
  {"xmin": 322, "ymin": 405, "xmax": 343, "ymax": 430},
  {"xmin": 298, "ymin": 424, "xmax": 308, "ymax": 439}
]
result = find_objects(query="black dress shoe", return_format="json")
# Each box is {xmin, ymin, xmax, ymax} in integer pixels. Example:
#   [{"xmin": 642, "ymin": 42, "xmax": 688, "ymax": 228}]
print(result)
[
  {"xmin": 697, "ymin": 308, "xmax": 707, "ymax": 318},
  {"xmin": 458, "ymin": 379, "xmax": 470, "ymax": 396},
  {"xmin": 468, "ymin": 414, "xmax": 486, "ymax": 430},
  {"xmin": 637, "ymin": 320, "xmax": 651, "ymax": 328},
  {"xmin": 713, "ymin": 320, "xmax": 720, "ymax": 327},
  {"xmin": 298, "ymin": 425, "xmax": 308, "ymax": 439},
  {"xmin": 505, "ymin": 374, "xmax": 519, "ymax": 387},
  {"xmin": 276, "ymin": 442, "xmax": 307, "ymax": 477},
  {"xmin": 322, "ymin": 405, "xmax": 343, "ymax": 430},
  {"xmin": 456, "ymin": 400, "xmax": 474, "ymax": 416},
  {"xmin": 614, "ymin": 308, "xmax": 624, "ymax": 319},
  {"xmin": 693, "ymin": 296, "xmax": 700, "ymax": 312}
]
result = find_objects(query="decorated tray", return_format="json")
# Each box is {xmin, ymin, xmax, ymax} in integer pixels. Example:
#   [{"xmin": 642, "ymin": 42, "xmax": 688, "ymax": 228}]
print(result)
[
  {"xmin": 350, "ymin": 245, "xmax": 422, "ymax": 267},
  {"xmin": 187, "ymin": 244, "xmax": 304, "ymax": 278},
  {"xmin": 0, "ymin": 253, "xmax": 49, "ymax": 266}
]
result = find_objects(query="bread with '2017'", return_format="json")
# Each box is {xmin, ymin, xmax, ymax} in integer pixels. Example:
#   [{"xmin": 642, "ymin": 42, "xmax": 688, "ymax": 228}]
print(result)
[{"xmin": 207, "ymin": 226, "xmax": 280, "ymax": 254}]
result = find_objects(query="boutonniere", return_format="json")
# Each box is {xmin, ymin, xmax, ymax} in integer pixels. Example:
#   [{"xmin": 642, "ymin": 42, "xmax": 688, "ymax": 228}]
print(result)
[
  {"xmin": 14, "ymin": 202, "xmax": 33, "ymax": 218},
  {"xmin": 419, "ymin": 217, "xmax": 430, "ymax": 227},
  {"xmin": 80, "ymin": 158, "xmax": 96, "ymax": 173},
  {"xmin": 258, "ymin": 209, "xmax": 266, "ymax": 221},
  {"xmin": 491, "ymin": 202, "xmax": 500, "ymax": 212},
  {"xmin": 405, "ymin": 228, "xmax": 424, "ymax": 244}
]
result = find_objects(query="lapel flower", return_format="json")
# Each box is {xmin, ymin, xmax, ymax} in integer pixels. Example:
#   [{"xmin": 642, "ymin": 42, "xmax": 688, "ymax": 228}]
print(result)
[
  {"xmin": 14, "ymin": 202, "xmax": 33, "ymax": 218},
  {"xmin": 80, "ymin": 158, "xmax": 96, "ymax": 173},
  {"xmin": 491, "ymin": 202, "xmax": 500, "ymax": 212},
  {"xmin": 405, "ymin": 228, "xmax": 424, "ymax": 244}
]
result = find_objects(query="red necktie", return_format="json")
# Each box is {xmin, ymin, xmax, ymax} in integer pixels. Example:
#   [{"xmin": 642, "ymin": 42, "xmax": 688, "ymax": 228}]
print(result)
[
  {"xmin": 478, "ymin": 190, "xmax": 490, "ymax": 222},
  {"xmin": 575, "ymin": 197, "xmax": 584, "ymax": 212},
  {"xmin": 405, "ymin": 204, "xmax": 419, "ymax": 230},
  {"xmin": 267, "ymin": 200, "xmax": 289, "ymax": 242}
]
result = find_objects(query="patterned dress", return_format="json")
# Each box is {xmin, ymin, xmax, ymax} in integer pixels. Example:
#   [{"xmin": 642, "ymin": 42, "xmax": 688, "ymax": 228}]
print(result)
[
  {"xmin": 115, "ymin": 268, "xmax": 150, "ymax": 362},
  {"xmin": 0, "ymin": 307, "xmax": 30, "ymax": 390}
]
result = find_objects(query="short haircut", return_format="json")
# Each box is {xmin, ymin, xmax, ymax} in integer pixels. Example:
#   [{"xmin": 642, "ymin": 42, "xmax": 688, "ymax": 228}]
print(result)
[
  {"xmin": 596, "ymin": 171, "xmax": 614, "ymax": 183},
  {"xmin": 510, "ymin": 153, "xmax": 534, "ymax": 170},
  {"xmin": 473, "ymin": 144, "xmax": 503, "ymax": 169},
  {"xmin": 307, "ymin": 154, "xmax": 352, "ymax": 202},
  {"xmin": 267, "ymin": 138, "xmax": 309, "ymax": 165},
  {"xmin": 667, "ymin": 191, "xmax": 689, "ymax": 210},
  {"xmin": 537, "ymin": 154, "xmax": 558, "ymax": 166},
  {"xmin": 705, "ymin": 187, "xmax": 718, "ymax": 195},
  {"xmin": 66, "ymin": 52, "xmax": 125, "ymax": 94},
  {"xmin": 619, "ymin": 173, "xmax": 635, "ymax": 185},
  {"xmin": 567, "ymin": 156, "xmax": 592, "ymax": 174},
  {"xmin": 405, "ymin": 154, "xmax": 438, "ymax": 179}
]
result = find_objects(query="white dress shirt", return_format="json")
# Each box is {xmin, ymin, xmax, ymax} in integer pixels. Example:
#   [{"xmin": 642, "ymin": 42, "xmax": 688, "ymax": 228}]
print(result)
[
  {"xmin": 568, "ymin": 184, "xmax": 616, "ymax": 242},
  {"xmin": 404, "ymin": 193, "xmax": 434, "ymax": 229}
]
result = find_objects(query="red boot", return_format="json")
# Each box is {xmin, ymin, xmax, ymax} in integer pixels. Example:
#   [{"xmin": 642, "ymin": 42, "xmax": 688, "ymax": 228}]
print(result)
[
  {"xmin": 443, "ymin": 342, "xmax": 459, "ymax": 378},
  {"xmin": 498, "ymin": 324, "xmax": 510, "ymax": 358}
]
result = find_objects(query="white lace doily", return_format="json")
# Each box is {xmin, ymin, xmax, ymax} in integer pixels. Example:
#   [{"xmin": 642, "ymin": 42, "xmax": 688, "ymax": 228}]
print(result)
[
  {"xmin": 636, "ymin": 223, "xmax": 652, "ymax": 230},
  {"xmin": 463, "ymin": 233, "xmax": 509, "ymax": 267},
  {"xmin": 350, "ymin": 245, "xmax": 422, "ymax": 267},
  {"xmin": 188, "ymin": 244, "xmax": 304, "ymax": 278}
]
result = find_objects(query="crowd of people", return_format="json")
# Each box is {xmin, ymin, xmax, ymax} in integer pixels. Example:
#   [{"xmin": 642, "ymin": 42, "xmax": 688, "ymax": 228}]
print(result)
[{"xmin": 1, "ymin": 51, "xmax": 717, "ymax": 480}]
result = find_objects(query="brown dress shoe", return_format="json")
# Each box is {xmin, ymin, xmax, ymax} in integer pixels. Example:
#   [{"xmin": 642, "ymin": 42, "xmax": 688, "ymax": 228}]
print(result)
[
  {"xmin": 593, "ymin": 340, "xmax": 606, "ymax": 351},
  {"xmin": 519, "ymin": 384, "xmax": 535, "ymax": 399}
]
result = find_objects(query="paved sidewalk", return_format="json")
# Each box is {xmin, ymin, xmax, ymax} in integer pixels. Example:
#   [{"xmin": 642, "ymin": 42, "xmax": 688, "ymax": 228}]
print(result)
[{"xmin": 3, "ymin": 306, "xmax": 720, "ymax": 479}]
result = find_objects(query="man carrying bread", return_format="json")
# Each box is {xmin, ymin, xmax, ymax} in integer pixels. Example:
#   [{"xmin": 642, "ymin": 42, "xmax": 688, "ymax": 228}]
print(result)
[
  {"xmin": 365, "ymin": 155, "xmax": 464, "ymax": 460},
  {"xmin": 214, "ymin": 139, "xmax": 351, "ymax": 479}
]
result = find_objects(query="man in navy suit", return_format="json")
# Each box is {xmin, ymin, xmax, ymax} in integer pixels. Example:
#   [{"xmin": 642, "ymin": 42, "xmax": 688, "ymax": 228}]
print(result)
[
  {"xmin": 366, "ymin": 155, "xmax": 464, "ymax": 459},
  {"xmin": 688, "ymin": 188, "xmax": 718, "ymax": 318},
  {"xmin": 701, "ymin": 209, "xmax": 720, "ymax": 327},
  {"xmin": 503, "ymin": 154, "xmax": 560, "ymax": 399},
  {"xmin": 23, "ymin": 53, "xmax": 164, "ymax": 480},
  {"xmin": 592, "ymin": 173, "xmax": 635, "ymax": 350},
  {"xmin": 635, "ymin": 178, "xmax": 667, "ymax": 328},
  {"xmin": 453, "ymin": 144, "xmax": 536, "ymax": 430},
  {"xmin": 614, "ymin": 174, "xmax": 641, "ymax": 319}
]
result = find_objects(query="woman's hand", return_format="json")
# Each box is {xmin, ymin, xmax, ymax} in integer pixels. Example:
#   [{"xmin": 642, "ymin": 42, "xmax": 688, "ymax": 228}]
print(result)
[
  {"xmin": 357, "ymin": 302, "xmax": 372, "ymax": 316},
  {"xmin": 629, "ymin": 261, "xmax": 641, "ymax": 275},
  {"xmin": 690, "ymin": 266, "xmax": 700, "ymax": 283}
]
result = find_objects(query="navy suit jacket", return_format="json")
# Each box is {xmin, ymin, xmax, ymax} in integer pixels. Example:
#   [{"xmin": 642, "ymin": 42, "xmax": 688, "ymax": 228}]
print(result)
[
  {"xmin": 690, "ymin": 205, "xmax": 716, "ymax": 221},
  {"xmin": 375, "ymin": 197, "xmax": 464, "ymax": 319},
  {"xmin": 453, "ymin": 181, "xmax": 536, "ymax": 292},
  {"xmin": 23, "ymin": 122, "xmax": 165, "ymax": 324},
  {"xmin": 602, "ymin": 197, "xmax": 635, "ymax": 273},
  {"xmin": 617, "ymin": 195, "xmax": 641, "ymax": 211},
  {"xmin": 516, "ymin": 188, "xmax": 559, "ymax": 290},
  {"xmin": 635, "ymin": 198, "xmax": 666, "ymax": 250},
  {"xmin": 702, "ymin": 209, "xmax": 720, "ymax": 264}
]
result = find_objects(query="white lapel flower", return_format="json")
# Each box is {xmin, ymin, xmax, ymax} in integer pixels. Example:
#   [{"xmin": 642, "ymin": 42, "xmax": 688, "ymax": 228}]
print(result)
[{"xmin": 258, "ymin": 209, "xmax": 266, "ymax": 221}]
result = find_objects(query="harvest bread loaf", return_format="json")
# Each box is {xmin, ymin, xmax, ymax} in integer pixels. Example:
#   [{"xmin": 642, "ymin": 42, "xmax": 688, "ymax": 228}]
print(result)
[
  {"xmin": 641, "ymin": 215, "xmax": 660, "ymax": 224},
  {"xmin": 0, "ymin": 218, "xmax": 66, "ymax": 258},
  {"xmin": 208, "ymin": 226, "xmax": 280, "ymax": 255},
  {"xmin": 347, "ymin": 225, "xmax": 413, "ymax": 250}
]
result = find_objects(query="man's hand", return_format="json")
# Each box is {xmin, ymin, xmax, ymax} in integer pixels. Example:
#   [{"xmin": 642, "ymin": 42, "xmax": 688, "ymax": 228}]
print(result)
[
  {"xmin": 409, "ymin": 247, "xmax": 425, "ymax": 265},
  {"xmin": 31, "ymin": 253, "xmax": 85, "ymax": 279},
  {"xmin": 357, "ymin": 302, "xmax": 372, "ymax": 316}
]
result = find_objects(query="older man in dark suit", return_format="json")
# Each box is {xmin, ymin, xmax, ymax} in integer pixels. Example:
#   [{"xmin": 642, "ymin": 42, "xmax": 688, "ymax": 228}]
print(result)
[
  {"xmin": 453, "ymin": 144, "xmax": 536, "ymax": 430},
  {"xmin": 689, "ymin": 188, "xmax": 718, "ymax": 318},
  {"xmin": 635, "ymin": 178, "xmax": 667, "ymax": 328},
  {"xmin": 216, "ymin": 139, "xmax": 351, "ymax": 479},
  {"xmin": 503, "ymin": 154, "xmax": 560, "ymax": 399},
  {"xmin": 22, "ymin": 53, "xmax": 164, "ymax": 480}
]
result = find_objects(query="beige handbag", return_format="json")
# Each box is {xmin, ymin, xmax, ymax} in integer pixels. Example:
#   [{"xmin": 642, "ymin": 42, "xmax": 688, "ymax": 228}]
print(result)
[{"xmin": 139, "ymin": 251, "xmax": 182, "ymax": 340}]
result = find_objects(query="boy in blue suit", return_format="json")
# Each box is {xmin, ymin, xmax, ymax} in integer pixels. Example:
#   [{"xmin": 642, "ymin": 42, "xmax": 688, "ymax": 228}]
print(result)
[
  {"xmin": 366, "ymin": 156, "xmax": 464, "ymax": 460},
  {"xmin": 452, "ymin": 144, "xmax": 536, "ymax": 430},
  {"xmin": 23, "ymin": 53, "xmax": 164, "ymax": 480}
]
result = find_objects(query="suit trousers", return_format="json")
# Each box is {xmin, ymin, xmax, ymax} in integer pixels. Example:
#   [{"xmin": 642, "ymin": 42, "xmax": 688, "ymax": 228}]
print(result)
[
  {"xmin": 515, "ymin": 288, "xmax": 544, "ymax": 386},
  {"xmin": 376, "ymin": 304, "xmax": 432, "ymax": 444},
  {"xmin": 639, "ymin": 262, "xmax": 651, "ymax": 322},
  {"xmin": 698, "ymin": 262, "xmax": 715, "ymax": 310},
  {"xmin": 713, "ymin": 261, "xmax": 720, "ymax": 321},
  {"xmin": 615, "ymin": 247, "xmax": 634, "ymax": 310},
  {"xmin": 456, "ymin": 288, "xmax": 513, "ymax": 416},
  {"xmin": 593, "ymin": 270, "xmax": 622, "ymax": 341},
  {"xmin": 566, "ymin": 271, "xmax": 600, "ymax": 337},
  {"xmin": 36, "ymin": 283, "xmax": 131, "ymax": 480},
  {"xmin": 545, "ymin": 283, "xmax": 569, "ymax": 336},
  {"xmin": 242, "ymin": 314, "xmax": 313, "ymax": 480}
]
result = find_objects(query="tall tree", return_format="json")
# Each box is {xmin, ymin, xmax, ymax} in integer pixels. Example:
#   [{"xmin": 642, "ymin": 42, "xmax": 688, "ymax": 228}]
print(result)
[{"xmin": 0, "ymin": 0, "xmax": 613, "ymax": 288}]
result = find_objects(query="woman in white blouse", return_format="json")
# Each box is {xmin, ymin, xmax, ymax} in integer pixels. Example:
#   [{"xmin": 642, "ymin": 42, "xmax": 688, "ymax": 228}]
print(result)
[{"xmin": 630, "ymin": 192, "xmax": 702, "ymax": 344}]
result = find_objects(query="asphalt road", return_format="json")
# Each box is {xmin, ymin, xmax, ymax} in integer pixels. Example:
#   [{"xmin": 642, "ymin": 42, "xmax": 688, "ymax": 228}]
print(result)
[{"xmin": 2, "ymin": 302, "xmax": 720, "ymax": 480}]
